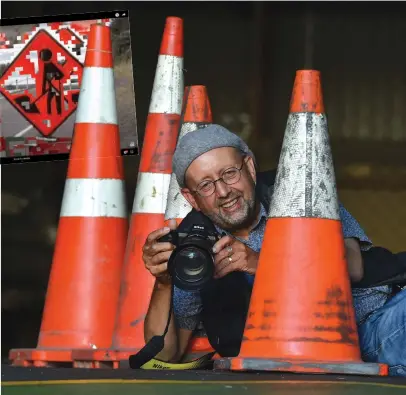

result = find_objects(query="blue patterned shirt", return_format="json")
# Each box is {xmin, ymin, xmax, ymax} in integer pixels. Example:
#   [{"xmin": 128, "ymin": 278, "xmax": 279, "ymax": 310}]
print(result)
[{"xmin": 173, "ymin": 203, "xmax": 390, "ymax": 331}]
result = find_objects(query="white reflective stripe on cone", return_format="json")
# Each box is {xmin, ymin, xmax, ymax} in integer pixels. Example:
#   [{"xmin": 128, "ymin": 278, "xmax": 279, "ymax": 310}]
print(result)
[
  {"xmin": 148, "ymin": 55, "xmax": 183, "ymax": 115},
  {"xmin": 60, "ymin": 178, "xmax": 127, "ymax": 218},
  {"xmin": 164, "ymin": 122, "xmax": 208, "ymax": 220},
  {"xmin": 132, "ymin": 172, "xmax": 172, "ymax": 214},
  {"xmin": 75, "ymin": 67, "xmax": 118, "ymax": 125},
  {"xmin": 165, "ymin": 172, "xmax": 192, "ymax": 220},
  {"xmin": 178, "ymin": 122, "xmax": 204, "ymax": 139},
  {"xmin": 269, "ymin": 112, "xmax": 340, "ymax": 220}
]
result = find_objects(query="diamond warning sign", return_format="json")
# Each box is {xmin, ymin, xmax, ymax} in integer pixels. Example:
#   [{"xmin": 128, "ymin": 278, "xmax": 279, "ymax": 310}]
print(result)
[{"xmin": 0, "ymin": 29, "xmax": 84, "ymax": 137}]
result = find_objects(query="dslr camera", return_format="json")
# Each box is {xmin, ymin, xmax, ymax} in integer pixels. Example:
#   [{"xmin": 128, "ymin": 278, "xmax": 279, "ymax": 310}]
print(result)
[{"xmin": 158, "ymin": 224, "xmax": 221, "ymax": 291}]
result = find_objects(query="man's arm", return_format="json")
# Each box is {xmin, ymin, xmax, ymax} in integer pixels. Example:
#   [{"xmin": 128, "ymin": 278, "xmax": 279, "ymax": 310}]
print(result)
[
  {"xmin": 172, "ymin": 287, "xmax": 203, "ymax": 361},
  {"xmin": 339, "ymin": 203, "xmax": 372, "ymax": 283},
  {"xmin": 344, "ymin": 238, "xmax": 364, "ymax": 282},
  {"xmin": 144, "ymin": 280, "xmax": 180, "ymax": 362},
  {"xmin": 354, "ymin": 248, "xmax": 406, "ymax": 288},
  {"xmin": 144, "ymin": 281, "xmax": 202, "ymax": 362}
]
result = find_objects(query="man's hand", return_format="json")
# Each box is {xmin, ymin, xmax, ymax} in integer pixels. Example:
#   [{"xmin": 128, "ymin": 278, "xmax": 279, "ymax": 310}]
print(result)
[
  {"xmin": 142, "ymin": 219, "xmax": 177, "ymax": 286},
  {"xmin": 212, "ymin": 235, "xmax": 259, "ymax": 279}
]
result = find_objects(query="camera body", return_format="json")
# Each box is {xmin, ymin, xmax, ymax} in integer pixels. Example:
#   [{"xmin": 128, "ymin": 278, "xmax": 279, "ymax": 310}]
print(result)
[{"xmin": 158, "ymin": 224, "xmax": 221, "ymax": 291}]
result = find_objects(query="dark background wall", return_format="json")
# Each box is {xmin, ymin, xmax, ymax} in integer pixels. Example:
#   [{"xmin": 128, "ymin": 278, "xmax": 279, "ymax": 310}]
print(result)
[{"xmin": 1, "ymin": 1, "xmax": 405, "ymax": 359}]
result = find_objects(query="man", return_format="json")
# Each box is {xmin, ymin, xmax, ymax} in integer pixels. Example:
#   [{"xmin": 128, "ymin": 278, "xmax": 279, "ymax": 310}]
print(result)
[{"xmin": 142, "ymin": 124, "xmax": 405, "ymax": 376}]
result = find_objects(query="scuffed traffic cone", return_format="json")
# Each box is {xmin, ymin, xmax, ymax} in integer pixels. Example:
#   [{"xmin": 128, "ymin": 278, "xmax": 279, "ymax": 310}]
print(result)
[
  {"xmin": 164, "ymin": 85, "xmax": 216, "ymax": 360},
  {"xmin": 72, "ymin": 16, "xmax": 184, "ymax": 368},
  {"xmin": 214, "ymin": 70, "xmax": 388, "ymax": 376},
  {"xmin": 111, "ymin": 17, "xmax": 183, "ymax": 359},
  {"xmin": 165, "ymin": 85, "xmax": 213, "ymax": 226},
  {"xmin": 9, "ymin": 23, "xmax": 128, "ymax": 367}
]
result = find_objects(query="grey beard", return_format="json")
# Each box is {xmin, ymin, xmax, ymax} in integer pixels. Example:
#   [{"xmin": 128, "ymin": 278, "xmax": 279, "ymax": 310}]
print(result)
[{"xmin": 207, "ymin": 194, "xmax": 257, "ymax": 232}]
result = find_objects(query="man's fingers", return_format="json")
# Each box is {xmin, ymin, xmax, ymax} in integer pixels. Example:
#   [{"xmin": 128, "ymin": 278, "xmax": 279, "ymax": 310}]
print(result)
[
  {"xmin": 150, "ymin": 250, "xmax": 173, "ymax": 266},
  {"xmin": 212, "ymin": 235, "xmax": 234, "ymax": 254},
  {"xmin": 149, "ymin": 262, "xmax": 168, "ymax": 276},
  {"xmin": 150, "ymin": 242, "xmax": 175, "ymax": 254},
  {"xmin": 214, "ymin": 255, "xmax": 231, "ymax": 273},
  {"xmin": 215, "ymin": 257, "xmax": 239, "ymax": 279},
  {"xmin": 145, "ymin": 226, "xmax": 171, "ymax": 245},
  {"xmin": 214, "ymin": 245, "xmax": 235, "ymax": 265},
  {"xmin": 214, "ymin": 239, "xmax": 243, "ymax": 264},
  {"xmin": 216, "ymin": 249, "xmax": 241, "ymax": 271}
]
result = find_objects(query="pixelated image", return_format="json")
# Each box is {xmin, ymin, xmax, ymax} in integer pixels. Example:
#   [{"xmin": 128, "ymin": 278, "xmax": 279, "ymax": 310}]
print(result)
[{"xmin": 0, "ymin": 16, "xmax": 138, "ymax": 162}]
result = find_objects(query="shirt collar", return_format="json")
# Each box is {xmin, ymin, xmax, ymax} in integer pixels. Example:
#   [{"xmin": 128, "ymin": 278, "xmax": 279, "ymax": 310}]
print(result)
[{"xmin": 253, "ymin": 203, "xmax": 268, "ymax": 230}]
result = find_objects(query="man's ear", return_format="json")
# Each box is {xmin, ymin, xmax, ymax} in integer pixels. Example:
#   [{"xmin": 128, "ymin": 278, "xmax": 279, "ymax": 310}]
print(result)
[
  {"xmin": 181, "ymin": 188, "xmax": 201, "ymax": 211},
  {"xmin": 245, "ymin": 156, "xmax": 257, "ymax": 184}
]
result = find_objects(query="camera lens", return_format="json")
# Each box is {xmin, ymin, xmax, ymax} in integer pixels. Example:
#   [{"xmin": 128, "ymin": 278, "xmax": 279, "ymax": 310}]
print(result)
[
  {"xmin": 177, "ymin": 247, "xmax": 206, "ymax": 279},
  {"xmin": 170, "ymin": 245, "xmax": 214, "ymax": 291}
]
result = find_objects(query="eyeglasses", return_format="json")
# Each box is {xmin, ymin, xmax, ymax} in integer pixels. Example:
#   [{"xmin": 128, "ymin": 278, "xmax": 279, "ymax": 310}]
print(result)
[{"xmin": 193, "ymin": 161, "xmax": 245, "ymax": 197}]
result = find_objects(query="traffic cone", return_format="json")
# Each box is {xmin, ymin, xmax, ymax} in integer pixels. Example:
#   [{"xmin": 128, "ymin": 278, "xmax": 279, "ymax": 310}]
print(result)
[
  {"xmin": 214, "ymin": 70, "xmax": 388, "ymax": 376},
  {"xmin": 72, "ymin": 17, "xmax": 184, "ymax": 367},
  {"xmin": 164, "ymin": 85, "xmax": 216, "ymax": 360},
  {"xmin": 165, "ymin": 85, "xmax": 213, "ymax": 226},
  {"xmin": 9, "ymin": 23, "xmax": 128, "ymax": 367}
]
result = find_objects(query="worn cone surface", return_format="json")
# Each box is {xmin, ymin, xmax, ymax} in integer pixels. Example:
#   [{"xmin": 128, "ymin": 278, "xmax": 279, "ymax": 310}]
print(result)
[
  {"xmin": 111, "ymin": 16, "xmax": 184, "ymax": 355},
  {"xmin": 70, "ymin": 17, "xmax": 184, "ymax": 368},
  {"xmin": 214, "ymin": 70, "xmax": 388, "ymax": 376},
  {"xmin": 9, "ymin": 23, "xmax": 128, "ymax": 367}
]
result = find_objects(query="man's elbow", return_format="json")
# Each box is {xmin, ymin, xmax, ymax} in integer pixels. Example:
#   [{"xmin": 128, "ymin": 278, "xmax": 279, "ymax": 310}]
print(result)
[
  {"xmin": 344, "ymin": 238, "xmax": 365, "ymax": 283},
  {"xmin": 349, "ymin": 266, "xmax": 364, "ymax": 283}
]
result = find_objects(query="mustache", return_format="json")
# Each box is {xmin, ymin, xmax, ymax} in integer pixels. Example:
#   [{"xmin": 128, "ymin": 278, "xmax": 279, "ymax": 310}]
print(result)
[{"xmin": 216, "ymin": 193, "xmax": 242, "ymax": 208}]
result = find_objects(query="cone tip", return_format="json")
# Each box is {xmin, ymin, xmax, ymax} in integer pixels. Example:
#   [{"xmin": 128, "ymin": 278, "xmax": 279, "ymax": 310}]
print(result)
[
  {"xmin": 90, "ymin": 22, "xmax": 108, "ymax": 29},
  {"xmin": 296, "ymin": 69, "xmax": 321, "ymax": 78},
  {"xmin": 166, "ymin": 16, "xmax": 183, "ymax": 23},
  {"xmin": 290, "ymin": 69, "xmax": 324, "ymax": 114},
  {"xmin": 185, "ymin": 85, "xmax": 207, "ymax": 93},
  {"xmin": 183, "ymin": 85, "xmax": 212, "ymax": 123},
  {"xmin": 85, "ymin": 23, "xmax": 113, "ymax": 68},
  {"xmin": 160, "ymin": 16, "xmax": 183, "ymax": 57}
]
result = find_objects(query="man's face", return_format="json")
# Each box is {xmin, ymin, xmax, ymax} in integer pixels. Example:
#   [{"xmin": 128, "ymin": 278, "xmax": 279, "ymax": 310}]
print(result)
[{"xmin": 182, "ymin": 147, "xmax": 258, "ymax": 231}]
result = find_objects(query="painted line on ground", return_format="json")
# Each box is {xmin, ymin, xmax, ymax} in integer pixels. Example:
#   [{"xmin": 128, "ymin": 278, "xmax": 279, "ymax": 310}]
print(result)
[{"xmin": 2, "ymin": 379, "xmax": 405, "ymax": 389}]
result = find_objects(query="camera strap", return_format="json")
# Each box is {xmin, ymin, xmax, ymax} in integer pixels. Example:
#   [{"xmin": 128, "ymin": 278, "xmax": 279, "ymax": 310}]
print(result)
[
  {"xmin": 128, "ymin": 282, "xmax": 216, "ymax": 370},
  {"xmin": 128, "ymin": 281, "xmax": 175, "ymax": 369}
]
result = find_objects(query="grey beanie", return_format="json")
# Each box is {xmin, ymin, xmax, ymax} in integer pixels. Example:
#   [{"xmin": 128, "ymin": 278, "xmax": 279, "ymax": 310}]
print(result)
[{"xmin": 172, "ymin": 124, "xmax": 256, "ymax": 188}]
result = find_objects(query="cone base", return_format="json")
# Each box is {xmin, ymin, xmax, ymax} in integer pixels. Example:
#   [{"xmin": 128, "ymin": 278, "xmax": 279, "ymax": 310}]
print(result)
[
  {"xmin": 71, "ymin": 348, "xmax": 136, "ymax": 366},
  {"xmin": 8, "ymin": 348, "xmax": 135, "ymax": 369},
  {"xmin": 9, "ymin": 348, "xmax": 74, "ymax": 367},
  {"xmin": 214, "ymin": 357, "xmax": 388, "ymax": 376}
]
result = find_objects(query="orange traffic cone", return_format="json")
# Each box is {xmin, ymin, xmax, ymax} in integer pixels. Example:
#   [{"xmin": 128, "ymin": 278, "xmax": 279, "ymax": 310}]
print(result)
[
  {"xmin": 9, "ymin": 23, "xmax": 128, "ymax": 367},
  {"xmin": 214, "ymin": 70, "xmax": 388, "ymax": 376},
  {"xmin": 164, "ymin": 85, "xmax": 216, "ymax": 360},
  {"xmin": 112, "ymin": 16, "xmax": 183, "ymax": 356},
  {"xmin": 164, "ymin": 85, "xmax": 213, "ymax": 226},
  {"xmin": 72, "ymin": 17, "xmax": 184, "ymax": 367}
]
